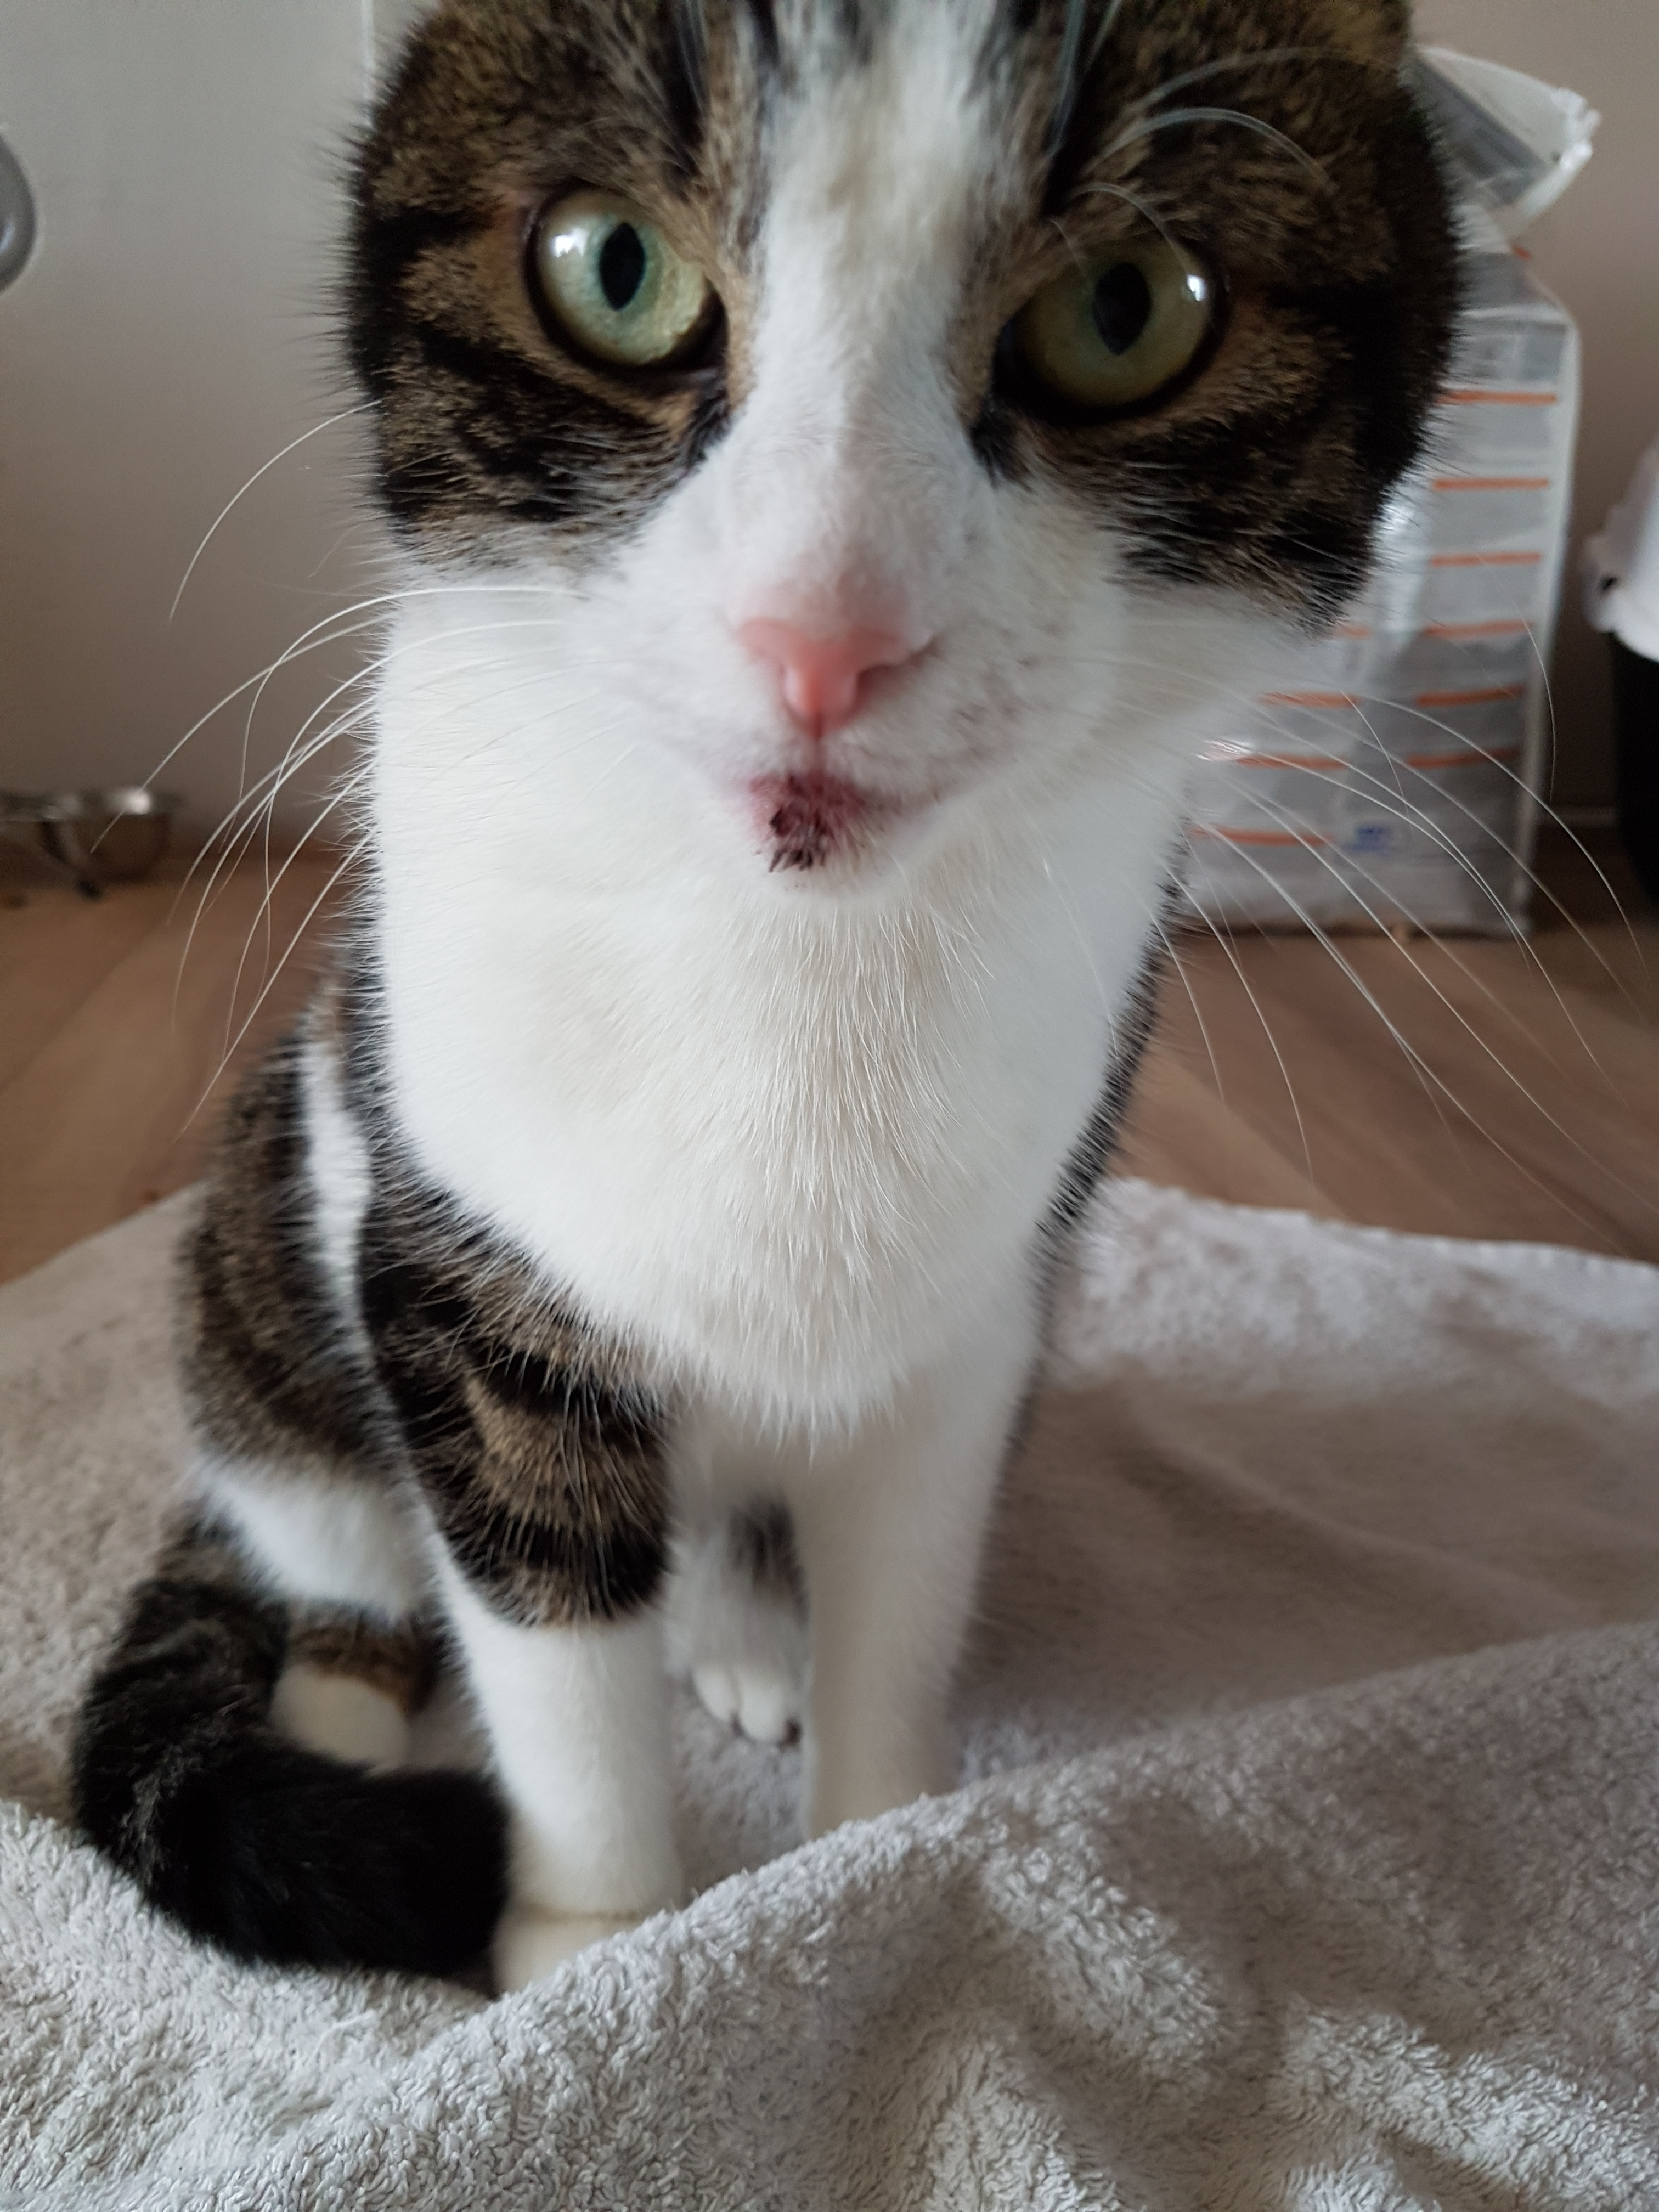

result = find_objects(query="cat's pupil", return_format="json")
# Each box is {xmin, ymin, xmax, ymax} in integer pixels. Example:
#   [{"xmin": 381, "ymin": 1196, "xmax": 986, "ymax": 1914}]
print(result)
[
  {"xmin": 599, "ymin": 224, "xmax": 648, "ymax": 313},
  {"xmin": 1092, "ymin": 262, "xmax": 1153, "ymax": 356}
]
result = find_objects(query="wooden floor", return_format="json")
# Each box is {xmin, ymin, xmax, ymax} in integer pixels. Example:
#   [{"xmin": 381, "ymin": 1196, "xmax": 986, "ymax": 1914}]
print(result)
[
  {"xmin": 1119, "ymin": 831, "xmax": 1659, "ymax": 1260},
  {"xmin": 2, "ymin": 825, "xmax": 1655, "ymax": 1286}
]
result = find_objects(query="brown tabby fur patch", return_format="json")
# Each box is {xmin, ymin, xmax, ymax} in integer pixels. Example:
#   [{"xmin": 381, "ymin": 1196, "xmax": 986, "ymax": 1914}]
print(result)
[
  {"xmin": 180, "ymin": 1027, "xmax": 399, "ymax": 1485},
  {"xmin": 182, "ymin": 978, "xmax": 672, "ymax": 1634},
  {"xmin": 358, "ymin": 1144, "xmax": 674, "ymax": 1630}
]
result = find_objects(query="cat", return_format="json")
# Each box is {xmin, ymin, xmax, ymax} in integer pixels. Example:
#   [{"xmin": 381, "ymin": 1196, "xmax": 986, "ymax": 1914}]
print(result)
[{"xmin": 72, "ymin": 0, "xmax": 1457, "ymax": 1992}]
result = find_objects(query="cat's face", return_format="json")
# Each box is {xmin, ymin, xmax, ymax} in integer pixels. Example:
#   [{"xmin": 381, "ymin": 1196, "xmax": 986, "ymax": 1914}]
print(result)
[{"xmin": 351, "ymin": 0, "xmax": 1455, "ymax": 881}]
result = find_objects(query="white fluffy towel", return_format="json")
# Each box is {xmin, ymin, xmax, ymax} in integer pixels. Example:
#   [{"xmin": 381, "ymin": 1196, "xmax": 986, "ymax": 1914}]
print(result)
[{"xmin": 0, "ymin": 1180, "xmax": 1655, "ymax": 2209}]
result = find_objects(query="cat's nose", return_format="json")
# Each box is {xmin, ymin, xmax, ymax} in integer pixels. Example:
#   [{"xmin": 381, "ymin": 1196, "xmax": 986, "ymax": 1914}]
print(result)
[{"xmin": 738, "ymin": 619, "xmax": 917, "ymax": 738}]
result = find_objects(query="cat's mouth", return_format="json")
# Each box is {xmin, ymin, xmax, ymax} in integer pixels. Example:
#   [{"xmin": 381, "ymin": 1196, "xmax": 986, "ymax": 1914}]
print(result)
[{"xmin": 749, "ymin": 770, "xmax": 891, "ymax": 873}]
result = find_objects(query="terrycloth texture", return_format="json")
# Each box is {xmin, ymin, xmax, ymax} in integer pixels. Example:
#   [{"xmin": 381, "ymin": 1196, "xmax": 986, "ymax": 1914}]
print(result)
[{"xmin": 1, "ymin": 1183, "xmax": 1656, "ymax": 2210}]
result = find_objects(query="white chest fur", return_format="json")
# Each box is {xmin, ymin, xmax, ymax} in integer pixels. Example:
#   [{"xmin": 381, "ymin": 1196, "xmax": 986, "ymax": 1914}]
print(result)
[{"xmin": 368, "ymin": 589, "xmax": 1223, "ymax": 1429}]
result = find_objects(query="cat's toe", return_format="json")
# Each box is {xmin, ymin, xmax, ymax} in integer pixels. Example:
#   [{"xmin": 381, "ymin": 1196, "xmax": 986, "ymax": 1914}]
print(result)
[
  {"xmin": 733, "ymin": 1666, "xmax": 803, "ymax": 1745},
  {"xmin": 692, "ymin": 1658, "xmax": 802, "ymax": 1745},
  {"xmin": 493, "ymin": 1905, "xmax": 641, "ymax": 1991},
  {"xmin": 691, "ymin": 1661, "xmax": 741, "ymax": 1731},
  {"xmin": 669, "ymin": 1508, "xmax": 808, "ymax": 1743}
]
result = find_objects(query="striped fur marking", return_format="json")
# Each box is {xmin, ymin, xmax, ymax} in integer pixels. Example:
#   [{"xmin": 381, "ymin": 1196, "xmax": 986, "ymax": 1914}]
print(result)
[
  {"xmin": 180, "ymin": 1034, "xmax": 400, "ymax": 1485},
  {"xmin": 359, "ymin": 1156, "xmax": 674, "ymax": 1630}
]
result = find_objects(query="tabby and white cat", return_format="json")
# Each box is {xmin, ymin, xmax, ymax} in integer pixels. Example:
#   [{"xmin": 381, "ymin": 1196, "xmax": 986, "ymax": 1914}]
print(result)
[{"xmin": 74, "ymin": 0, "xmax": 1456, "ymax": 1990}]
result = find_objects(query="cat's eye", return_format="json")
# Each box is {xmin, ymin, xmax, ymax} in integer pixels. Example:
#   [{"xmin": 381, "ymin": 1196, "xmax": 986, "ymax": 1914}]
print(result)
[
  {"xmin": 530, "ymin": 191, "xmax": 718, "ymax": 370},
  {"xmin": 1008, "ymin": 234, "xmax": 1217, "ymax": 415}
]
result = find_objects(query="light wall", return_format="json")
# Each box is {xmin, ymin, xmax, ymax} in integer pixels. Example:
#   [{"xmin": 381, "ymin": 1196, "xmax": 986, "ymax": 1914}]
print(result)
[
  {"xmin": 0, "ymin": 2, "xmax": 1647, "ymax": 832},
  {"xmin": 0, "ymin": 2, "xmax": 400, "ymax": 845},
  {"xmin": 1415, "ymin": 0, "xmax": 1659, "ymax": 810}
]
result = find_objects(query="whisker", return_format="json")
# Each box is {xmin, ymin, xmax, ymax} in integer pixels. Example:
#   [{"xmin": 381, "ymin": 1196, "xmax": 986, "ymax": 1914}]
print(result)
[
  {"xmin": 1115, "ymin": 46, "xmax": 1365, "ymax": 120},
  {"xmin": 1330, "ymin": 750, "xmax": 1621, "ymax": 1089},
  {"xmin": 1188, "ymin": 822, "xmax": 1618, "ymax": 1241},
  {"xmin": 1341, "ymin": 689, "xmax": 1644, "ymax": 1005},
  {"xmin": 1177, "ymin": 905, "xmax": 1318, "ymax": 1190},
  {"xmin": 188, "ymin": 839, "xmax": 368, "ymax": 1130},
  {"xmin": 223, "ymin": 771, "xmax": 374, "ymax": 1056},
  {"xmin": 1097, "ymin": 105, "xmax": 1331, "ymax": 189},
  {"xmin": 146, "ymin": 579, "xmax": 583, "ymax": 799},
  {"xmin": 1064, "ymin": 179, "xmax": 1188, "ymax": 261},
  {"xmin": 168, "ymin": 405, "xmax": 375, "ymax": 624},
  {"xmin": 1219, "ymin": 787, "xmax": 1657, "ymax": 1229},
  {"xmin": 1085, "ymin": 0, "xmax": 1128, "ymax": 71},
  {"xmin": 178, "ymin": 608, "xmax": 606, "ymax": 909},
  {"xmin": 172, "ymin": 708, "xmax": 374, "ymax": 1034},
  {"xmin": 1149, "ymin": 920, "xmax": 1229, "ymax": 1110}
]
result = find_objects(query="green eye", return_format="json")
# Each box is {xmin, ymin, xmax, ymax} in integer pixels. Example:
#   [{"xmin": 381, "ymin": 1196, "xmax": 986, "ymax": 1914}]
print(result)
[
  {"xmin": 531, "ymin": 190, "xmax": 717, "ymax": 369},
  {"xmin": 1009, "ymin": 234, "xmax": 1216, "ymax": 413}
]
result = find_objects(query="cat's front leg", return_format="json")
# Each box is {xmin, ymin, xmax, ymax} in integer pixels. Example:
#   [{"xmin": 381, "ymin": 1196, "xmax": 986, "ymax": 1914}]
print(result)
[
  {"xmin": 360, "ymin": 1184, "xmax": 683, "ymax": 1991},
  {"xmin": 789, "ymin": 1282, "xmax": 1042, "ymax": 1839},
  {"xmin": 436, "ymin": 1563, "xmax": 681, "ymax": 1989}
]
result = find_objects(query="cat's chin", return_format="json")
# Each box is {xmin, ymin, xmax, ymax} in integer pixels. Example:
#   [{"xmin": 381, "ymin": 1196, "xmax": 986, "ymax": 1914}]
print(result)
[{"xmin": 748, "ymin": 769, "xmax": 907, "ymax": 877}]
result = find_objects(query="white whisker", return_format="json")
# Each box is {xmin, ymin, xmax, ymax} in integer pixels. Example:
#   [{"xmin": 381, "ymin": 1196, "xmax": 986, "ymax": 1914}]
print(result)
[
  {"xmin": 1097, "ymin": 104, "xmax": 1331, "ymax": 188},
  {"xmin": 1221, "ymin": 787, "xmax": 1658, "ymax": 1232},
  {"xmin": 168, "ymin": 406, "xmax": 375, "ymax": 624}
]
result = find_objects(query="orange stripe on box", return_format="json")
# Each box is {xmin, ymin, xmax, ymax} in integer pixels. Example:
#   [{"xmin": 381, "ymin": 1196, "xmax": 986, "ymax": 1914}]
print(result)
[
  {"xmin": 1232, "ymin": 753, "xmax": 1347, "ymax": 772},
  {"xmin": 1413, "ymin": 684, "xmax": 1526, "ymax": 707},
  {"xmin": 1422, "ymin": 620, "xmax": 1530, "ymax": 638},
  {"xmin": 1403, "ymin": 747, "xmax": 1522, "ymax": 771},
  {"xmin": 1430, "ymin": 476, "xmax": 1550, "ymax": 492},
  {"xmin": 1260, "ymin": 690, "xmax": 1355, "ymax": 708},
  {"xmin": 1440, "ymin": 388, "xmax": 1556, "ymax": 406},
  {"xmin": 1430, "ymin": 551, "xmax": 1541, "ymax": 568}
]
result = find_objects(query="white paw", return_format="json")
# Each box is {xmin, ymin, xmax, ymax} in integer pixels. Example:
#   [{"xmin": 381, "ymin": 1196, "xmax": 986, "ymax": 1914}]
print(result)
[
  {"xmin": 493, "ymin": 1904, "xmax": 644, "ymax": 1991},
  {"xmin": 666, "ymin": 1512, "xmax": 808, "ymax": 1746},
  {"xmin": 691, "ymin": 1658, "xmax": 802, "ymax": 1746},
  {"xmin": 270, "ymin": 1662, "xmax": 410, "ymax": 1769}
]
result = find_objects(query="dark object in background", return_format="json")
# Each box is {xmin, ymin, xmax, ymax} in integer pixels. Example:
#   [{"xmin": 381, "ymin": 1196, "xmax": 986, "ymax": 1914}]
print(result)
[
  {"xmin": 0, "ymin": 787, "xmax": 178, "ymax": 898},
  {"xmin": 36, "ymin": 788, "xmax": 177, "ymax": 894},
  {"xmin": 1610, "ymin": 635, "xmax": 1659, "ymax": 905},
  {"xmin": 1585, "ymin": 440, "xmax": 1659, "ymax": 909},
  {"xmin": 0, "ymin": 130, "xmax": 35, "ymax": 294}
]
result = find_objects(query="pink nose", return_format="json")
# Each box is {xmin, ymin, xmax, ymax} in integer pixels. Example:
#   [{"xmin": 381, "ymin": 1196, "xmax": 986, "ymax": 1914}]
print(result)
[{"xmin": 739, "ymin": 619, "xmax": 916, "ymax": 737}]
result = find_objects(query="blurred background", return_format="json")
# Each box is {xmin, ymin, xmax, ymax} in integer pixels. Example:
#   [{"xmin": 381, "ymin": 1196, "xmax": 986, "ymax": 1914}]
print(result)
[
  {"xmin": 0, "ymin": 0, "xmax": 1654, "ymax": 838},
  {"xmin": 1413, "ymin": 0, "xmax": 1659, "ymax": 819},
  {"xmin": 0, "ymin": 0, "xmax": 426, "ymax": 845}
]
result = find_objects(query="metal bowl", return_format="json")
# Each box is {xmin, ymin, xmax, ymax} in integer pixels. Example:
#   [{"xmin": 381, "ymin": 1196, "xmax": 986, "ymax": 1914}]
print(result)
[{"xmin": 34, "ymin": 787, "xmax": 179, "ymax": 890}]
